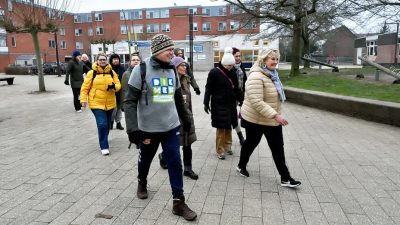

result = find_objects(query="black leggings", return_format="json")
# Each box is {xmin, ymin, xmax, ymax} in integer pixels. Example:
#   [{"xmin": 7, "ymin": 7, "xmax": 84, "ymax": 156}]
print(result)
[
  {"xmin": 72, "ymin": 88, "xmax": 81, "ymax": 110},
  {"xmin": 238, "ymin": 122, "xmax": 291, "ymax": 180}
]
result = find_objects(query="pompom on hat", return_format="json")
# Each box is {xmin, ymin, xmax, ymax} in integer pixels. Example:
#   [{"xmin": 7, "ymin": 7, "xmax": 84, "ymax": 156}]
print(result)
[
  {"xmin": 221, "ymin": 47, "xmax": 235, "ymax": 65},
  {"xmin": 151, "ymin": 34, "xmax": 174, "ymax": 55}
]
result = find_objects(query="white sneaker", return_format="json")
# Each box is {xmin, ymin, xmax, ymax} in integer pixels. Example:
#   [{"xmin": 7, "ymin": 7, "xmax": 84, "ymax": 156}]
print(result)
[
  {"xmin": 76, "ymin": 109, "xmax": 82, "ymax": 113},
  {"xmin": 101, "ymin": 149, "xmax": 109, "ymax": 155}
]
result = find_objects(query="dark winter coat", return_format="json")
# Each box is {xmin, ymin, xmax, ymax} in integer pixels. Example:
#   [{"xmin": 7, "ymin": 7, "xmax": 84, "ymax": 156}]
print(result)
[
  {"xmin": 109, "ymin": 54, "xmax": 125, "ymax": 108},
  {"xmin": 179, "ymin": 74, "xmax": 197, "ymax": 146},
  {"xmin": 204, "ymin": 62, "xmax": 242, "ymax": 129},
  {"xmin": 65, "ymin": 59, "xmax": 84, "ymax": 89},
  {"xmin": 82, "ymin": 60, "xmax": 92, "ymax": 74}
]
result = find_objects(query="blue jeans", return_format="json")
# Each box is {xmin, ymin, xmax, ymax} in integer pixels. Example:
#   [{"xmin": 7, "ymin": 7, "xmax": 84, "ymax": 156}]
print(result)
[
  {"xmin": 138, "ymin": 126, "xmax": 183, "ymax": 198},
  {"xmin": 91, "ymin": 109, "xmax": 114, "ymax": 150}
]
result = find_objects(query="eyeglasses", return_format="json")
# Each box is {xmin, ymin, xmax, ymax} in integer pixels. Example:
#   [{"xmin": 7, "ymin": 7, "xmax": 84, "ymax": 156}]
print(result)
[{"xmin": 98, "ymin": 59, "xmax": 107, "ymax": 61}]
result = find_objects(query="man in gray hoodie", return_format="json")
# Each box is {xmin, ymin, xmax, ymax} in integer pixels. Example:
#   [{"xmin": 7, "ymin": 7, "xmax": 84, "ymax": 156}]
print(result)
[{"xmin": 124, "ymin": 34, "xmax": 197, "ymax": 221}]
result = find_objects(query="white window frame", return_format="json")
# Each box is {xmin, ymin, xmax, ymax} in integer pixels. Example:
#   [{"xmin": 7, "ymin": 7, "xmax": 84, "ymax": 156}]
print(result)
[
  {"xmin": 132, "ymin": 10, "xmax": 143, "ymax": 19},
  {"xmin": 230, "ymin": 21, "xmax": 239, "ymax": 30},
  {"xmin": 146, "ymin": 24, "xmax": 159, "ymax": 33},
  {"xmin": 120, "ymin": 25, "xmax": 128, "ymax": 34},
  {"xmin": 202, "ymin": 8, "xmax": 210, "ymax": 16},
  {"xmin": 120, "ymin": 11, "xmax": 129, "ymax": 20},
  {"xmin": 202, "ymin": 22, "xmax": 211, "ymax": 31},
  {"xmin": 48, "ymin": 40, "xmax": 56, "ymax": 48},
  {"xmin": 218, "ymin": 22, "xmax": 227, "ymax": 31},
  {"xmin": 218, "ymin": 7, "xmax": 227, "ymax": 16},
  {"xmin": 367, "ymin": 41, "xmax": 377, "ymax": 56},
  {"xmin": 161, "ymin": 23, "xmax": 170, "ymax": 32},
  {"xmin": 160, "ymin": 9, "xmax": 169, "ymax": 18},
  {"xmin": 191, "ymin": 22, "xmax": 198, "ymax": 31},
  {"xmin": 59, "ymin": 27, "xmax": 65, "ymax": 36},
  {"xmin": 76, "ymin": 41, "xmax": 83, "ymax": 50},
  {"xmin": 75, "ymin": 28, "xmax": 82, "ymax": 36},
  {"xmin": 95, "ymin": 13, "xmax": 103, "ymax": 21},
  {"xmin": 88, "ymin": 28, "xmax": 93, "ymax": 36},
  {"xmin": 96, "ymin": 26, "xmax": 104, "ymax": 35},
  {"xmin": 146, "ymin": 10, "xmax": 160, "ymax": 19},
  {"xmin": 74, "ymin": 15, "xmax": 81, "ymax": 23},
  {"xmin": 133, "ymin": 24, "xmax": 143, "ymax": 33},
  {"xmin": 60, "ymin": 40, "xmax": 66, "ymax": 49},
  {"xmin": 188, "ymin": 8, "xmax": 197, "ymax": 14}
]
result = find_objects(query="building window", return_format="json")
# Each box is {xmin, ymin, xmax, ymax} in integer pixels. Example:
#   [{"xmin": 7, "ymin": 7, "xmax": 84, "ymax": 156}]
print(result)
[
  {"xmin": 0, "ymin": 9, "xmax": 4, "ymax": 20},
  {"xmin": 76, "ymin": 42, "xmax": 83, "ymax": 49},
  {"xmin": 132, "ymin": 10, "xmax": 142, "ymax": 19},
  {"xmin": 218, "ymin": 22, "xmax": 227, "ymax": 31},
  {"xmin": 161, "ymin": 23, "xmax": 170, "ymax": 32},
  {"xmin": 218, "ymin": 7, "xmax": 226, "ymax": 16},
  {"xmin": 96, "ymin": 26, "xmax": 104, "ymax": 35},
  {"xmin": 133, "ymin": 24, "xmax": 143, "ymax": 33},
  {"xmin": 0, "ymin": 36, "xmax": 6, "ymax": 47},
  {"xmin": 244, "ymin": 21, "xmax": 257, "ymax": 29},
  {"xmin": 230, "ymin": 5, "xmax": 243, "ymax": 15},
  {"xmin": 188, "ymin": 8, "xmax": 197, "ymax": 14},
  {"xmin": 60, "ymin": 41, "xmax": 66, "ymax": 49},
  {"xmin": 95, "ymin": 13, "xmax": 103, "ymax": 21},
  {"xmin": 88, "ymin": 28, "xmax": 93, "ymax": 36},
  {"xmin": 121, "ymin": 25, "xmax": 128, "ymax": 34},
  {"xmin": 59, "ymin": 27, "xmax": 65, "ymax": 35},
  {"xmin": 59, "ymin": 14, "xmax": 64, "ymax": 21},
  {"xmin": 146, "ymin": 10, "xmax": 160, "ymax": 19},
  {"xmin": 230, "ymin": 21, "xmax": 239, "ymax": 30},
  {"xmin": 87, "ymin": 14, "xmax": 92, "ymax": 22},
  {"xmin": 74, "ymin": 15, "xmax": 82, "ymax": 23},
  {"xmin": 367, "ymin": 41, "xmax": 377, "ymax": 56},
  {"xmin": 11, "ymin": 36, "xmax": 16, "ymax": 47},
  {"xmin": 7, "ymin": 0, "xmax": 12, "ymax": 11},
  {"xmin": 120, "ymin": 11, "xmax": 129, "ymax": 20},
  {"xmin": 202, "ymin": 8, "xmax": 210, "ymax": 16},
  {"xmin": 202, "ymin": 22, "xmax": 211, "ymax": 31},
  {"xmin": 48, "ymin": 40, "xmax": 56, "ymax": 48},
  {"xmin": 75, "ymin": 28, "xmax": 82, "ymax": 36},
  {"xmin": 160, "ymin": 9, "xmax": 169, "ymax": 18},
  {"xmin": 191, "ymin": 22, "xmax": 198, "ymax": 31},
  {"xmin": 146, "ymin": 24, "xmax": 159, "ymax": 33}
]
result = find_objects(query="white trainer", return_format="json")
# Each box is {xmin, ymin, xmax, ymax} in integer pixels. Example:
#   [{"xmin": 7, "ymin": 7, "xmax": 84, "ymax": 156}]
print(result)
[{"xmin": 101, "ymin": 149, "xmax": 109, "ymax": 155}]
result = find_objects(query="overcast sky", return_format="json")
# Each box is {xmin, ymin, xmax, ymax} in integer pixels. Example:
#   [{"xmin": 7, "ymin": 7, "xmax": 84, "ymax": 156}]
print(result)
[{"xmin": 73, "ymin": 0, "xmax": 224, "ymax": 13}]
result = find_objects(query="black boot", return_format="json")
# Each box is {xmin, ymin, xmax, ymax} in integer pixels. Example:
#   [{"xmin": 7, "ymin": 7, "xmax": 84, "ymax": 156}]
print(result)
[
  {"xmin": 110, "ymin": 121, "xmax": 114, "ymax": 130},
  {"xmin": 237, "ymin": 132, "xmax": 245, "ymax": 146},
  {"xmin": 172, "ymin": 195, "xmax": 197, "ymax": 221},
  {"xmin": 116, "ymin": 122, "xmax": 124, "ymax": 130},
  {"xmin": 184, "ymin": 170, "xmax": 199, "ymax": 180},
  {"xmin": 137, "ymin": 179, "xmax": 148, "ymax": 199},
  {"xmin": 158, "ymin": 153, "xmax": 168, "ymax": 169}
]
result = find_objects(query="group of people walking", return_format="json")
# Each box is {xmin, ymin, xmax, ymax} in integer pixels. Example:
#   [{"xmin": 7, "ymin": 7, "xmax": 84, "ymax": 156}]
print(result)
[{"xmin": 64, "ymin": 33, "xmax": 300, "ymax": 221}]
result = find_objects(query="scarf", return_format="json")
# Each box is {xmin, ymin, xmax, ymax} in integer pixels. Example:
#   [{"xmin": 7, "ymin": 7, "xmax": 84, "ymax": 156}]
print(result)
[
  {"xmin": 263, "ymin": 67, "xmax": 286, "ymax": 102},
  {"xmin": 234, "ymin": 63, "xmax": 244, "ymax": 90}
]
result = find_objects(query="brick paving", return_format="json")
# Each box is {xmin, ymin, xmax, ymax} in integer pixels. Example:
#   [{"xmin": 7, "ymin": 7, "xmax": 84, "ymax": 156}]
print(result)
[{"xmin": 0, "ymin": 73, "xmax": 400, "ymax": 225}]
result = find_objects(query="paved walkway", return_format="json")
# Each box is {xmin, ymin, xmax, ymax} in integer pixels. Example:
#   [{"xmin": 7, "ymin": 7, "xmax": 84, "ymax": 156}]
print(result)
[{"xmin": 0, "ymin": 73, "xmax": 400, "ymax": 225}]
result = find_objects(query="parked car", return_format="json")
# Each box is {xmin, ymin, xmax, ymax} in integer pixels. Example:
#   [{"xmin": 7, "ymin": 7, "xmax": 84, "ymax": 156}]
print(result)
[{"xmin": 29, "ymin": 62, "xmax": 66, "ymax": 75}]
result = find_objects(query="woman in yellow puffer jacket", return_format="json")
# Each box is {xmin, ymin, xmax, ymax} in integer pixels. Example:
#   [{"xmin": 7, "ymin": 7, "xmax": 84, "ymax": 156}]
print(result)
[
  {"xmin": 80, "ymin": 53, "xmax": 121, "ymax": 155},
  {"xmin": 236, "ymin": 49, "xmax": 301, "ymax": 188}
]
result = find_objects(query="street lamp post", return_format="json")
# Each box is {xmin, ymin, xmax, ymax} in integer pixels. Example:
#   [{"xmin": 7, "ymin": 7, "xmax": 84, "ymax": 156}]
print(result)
[{"xmin": 54, "ymin": 31, "xmax": 61, "ymax": 77}]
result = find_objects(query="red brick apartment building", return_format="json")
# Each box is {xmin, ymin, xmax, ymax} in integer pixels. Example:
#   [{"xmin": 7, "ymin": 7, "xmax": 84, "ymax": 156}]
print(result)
[{"xmin": 0, "ymin": 1, "xmax": 259, "ymax": 72}]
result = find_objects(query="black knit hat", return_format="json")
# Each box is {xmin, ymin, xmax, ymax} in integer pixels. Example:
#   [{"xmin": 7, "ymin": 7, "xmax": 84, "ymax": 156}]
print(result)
[{"xmin": 151, "ymin": 34, "xmax": 174, "ymax": 55}]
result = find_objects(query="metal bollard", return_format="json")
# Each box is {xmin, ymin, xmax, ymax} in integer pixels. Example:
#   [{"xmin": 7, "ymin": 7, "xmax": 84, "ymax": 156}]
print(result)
[{"xmin": 375, "ymin": 69, "xmax": 380, "ymax": 81}]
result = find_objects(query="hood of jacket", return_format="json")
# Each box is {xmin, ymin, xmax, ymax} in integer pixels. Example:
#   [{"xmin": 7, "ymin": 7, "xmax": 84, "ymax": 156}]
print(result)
[
  {"xmin": 249, "ymin": 65, "xmax": 271, "ymax": 78},
  {"xmin": 109, "ymin": 54, "xmax": 121, "ymax": 65},
  {"xmin": 92, "ymin": 62, "xmax": 113, "ymax": 74}
]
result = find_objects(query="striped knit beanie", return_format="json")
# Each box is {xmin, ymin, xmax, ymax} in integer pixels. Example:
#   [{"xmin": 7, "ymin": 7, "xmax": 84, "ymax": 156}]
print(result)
[{"xmin": 151, "ymin": 34, "xmax": 174, "ymax": 55}]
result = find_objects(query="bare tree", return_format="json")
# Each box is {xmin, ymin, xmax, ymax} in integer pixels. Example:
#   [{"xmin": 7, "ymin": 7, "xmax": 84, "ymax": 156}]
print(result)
[{"xmin": 0, "ymin": 0, "xmax": 73, "ymax": 92}]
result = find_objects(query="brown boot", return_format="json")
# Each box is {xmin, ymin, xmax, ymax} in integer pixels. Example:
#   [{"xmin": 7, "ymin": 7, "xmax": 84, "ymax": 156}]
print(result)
[
  {"xmin": 172, "ymin": 196, "xmax": 197, "ymax": 221},
  {"xmin": 137, "ymin": 179, "xmax": 148, "ymax": 199}
]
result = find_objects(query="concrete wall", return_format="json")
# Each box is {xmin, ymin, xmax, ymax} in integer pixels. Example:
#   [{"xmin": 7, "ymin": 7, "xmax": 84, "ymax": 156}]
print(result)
[{"xmin": 285, "ymin": 87, "xmax": 400, "ymax": 127}]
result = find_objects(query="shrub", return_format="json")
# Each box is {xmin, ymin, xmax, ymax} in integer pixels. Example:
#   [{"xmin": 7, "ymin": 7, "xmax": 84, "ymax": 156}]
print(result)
[{"xmin": 5, "ymin": 66, "xmax": 32, "ymax": 75}]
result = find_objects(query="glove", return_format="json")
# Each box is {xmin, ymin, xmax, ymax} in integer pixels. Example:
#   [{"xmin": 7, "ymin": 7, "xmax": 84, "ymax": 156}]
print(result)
[
  {"xmin": 204, "ymin": 104, "xmax": 210, "ymax": 114},
  {"xmin": 128, "ymin": 131, "xmax": 141, "ymax": 149},
  {"xmin": 64, "ymin": 80, "xmax": 69, "ymax": 85},
  {"xmin": 182, "ymin": 122, "xmax": 191, "ymax": 132},
  {"xmin": 194, "ymin": 88, "xmax": 201, "ymax": 95},
  {"xmin": 107, "ymin": 83, "xmax": 116, "ymax": 91}
]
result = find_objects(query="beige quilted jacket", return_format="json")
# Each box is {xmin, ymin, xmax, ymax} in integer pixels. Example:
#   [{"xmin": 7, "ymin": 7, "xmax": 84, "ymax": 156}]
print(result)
[{"xmin": 240, "ymin": 66, "xmax": 281, "ymax": 126}]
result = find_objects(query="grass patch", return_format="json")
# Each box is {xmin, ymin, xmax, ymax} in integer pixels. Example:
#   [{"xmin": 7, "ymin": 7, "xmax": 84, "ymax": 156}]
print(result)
[{"xmin": 279, "ymin": 67, "xmax": 400, "ymax": 103}]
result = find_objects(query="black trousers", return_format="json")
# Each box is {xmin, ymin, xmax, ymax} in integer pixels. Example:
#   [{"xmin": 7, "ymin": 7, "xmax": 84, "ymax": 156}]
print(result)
[
  {"xmin": 72, "ymin": 88, "xmax": 82, "ymax": 110},
  {"xmin": 238, "ymin": 121, "xmax": 291, "ymax": 180}
]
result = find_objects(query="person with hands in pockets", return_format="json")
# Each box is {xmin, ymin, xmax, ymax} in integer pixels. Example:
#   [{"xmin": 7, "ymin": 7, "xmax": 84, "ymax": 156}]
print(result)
[
  {"xmin": 80, "ymin": 53, "xmax": 121, "ymax": 156},
  {"xmin": 236, "ymin": 49, "xmax": 301, "ymax": 188},
  {"xmin": 124, "ymin": 34, "xmax": 197, "ymax": 221}
]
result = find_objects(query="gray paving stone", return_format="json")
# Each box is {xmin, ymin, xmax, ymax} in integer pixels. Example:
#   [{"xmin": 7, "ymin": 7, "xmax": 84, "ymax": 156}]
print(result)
[
  {"xmin": 303, "ymin": 211, "xmax": 329, "ymax": 225},
  {"xmin": 362, "ymin": 204, "xmax": 396, "ymax": 225},
  {"xmin": 202, "ymin": 195, "xmax": 224, "ymax": 214},
  {"xmin": 220, "ymin": 205, "xmax": 241, "ymax": 225},
  {"xmin": 346, "ymin": 214, "xmax": 373, "ymax": 225},
  {"xmin": 281, "ymin": 201, "xmax": 306, "ymax": 224},
  {"xmin": 70, "ymin": 204, "xmax": 107, "ymax": 225},
  {"xmin": 35, "ymin": 202, "xmax": 72, "ymax": 223},
  {"xmin": 298, "ymin": 193, "xmax": 321, "ymax": 212},
  {"xmin": 320, "ymin": 202, "xmax": 350, "ymax": 224},
  {"xmin": 198, "ymin": 213, "xmax": 220, "ymax": 225},
  {"xmin": 262, "ymin": 207, "xmax": 284, "ymax": 225},
  {"xmin": 112, "ymin": 207, "xmax": 143, "ymax": 225}
]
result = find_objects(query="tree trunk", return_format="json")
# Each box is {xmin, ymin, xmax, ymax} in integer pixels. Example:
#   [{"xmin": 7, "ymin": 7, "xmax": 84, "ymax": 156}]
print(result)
[
  {"xmin": 302, "ymin": 20, "xmax": 310, "ymax": 69},
  {"xmin": 31, "ymin": 31, "xmax": 46, "ymax": 92},
  {"xmin": 290, "ymin": 19, "xmax": 302, "ymax": 76}
]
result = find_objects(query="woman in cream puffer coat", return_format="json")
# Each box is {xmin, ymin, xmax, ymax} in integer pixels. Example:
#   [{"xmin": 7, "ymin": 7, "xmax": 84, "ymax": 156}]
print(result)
[
  {"xmin": 80, "ymin": 53, "xmax": 121, "ymax": 156},
  {"xmin": 236, "ymin": 49, "xmax": 301, "ymax": 188}
]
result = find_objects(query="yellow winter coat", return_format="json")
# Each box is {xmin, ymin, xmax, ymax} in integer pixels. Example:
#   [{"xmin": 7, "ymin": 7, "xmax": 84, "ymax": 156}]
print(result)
[
  {"xmin": 240, "ymin": 65, "xmax": 281, "ymax": 126},
  {"xmin": 80, "ymin": 63, "xmax": 121, "ymax": 110}
]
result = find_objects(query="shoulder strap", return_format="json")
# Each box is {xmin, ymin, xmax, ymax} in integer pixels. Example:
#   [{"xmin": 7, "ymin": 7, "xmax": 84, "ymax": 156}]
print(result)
[
  {"xmin": 139, "ymin": 62, "xmax": 149, "ymax": 105},
  {"xmin": 216, "ymin": 67, "xmax": 234, "ymax": 89}
]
